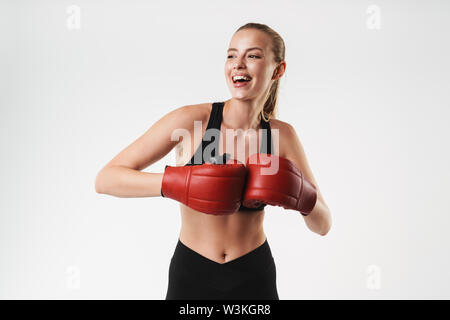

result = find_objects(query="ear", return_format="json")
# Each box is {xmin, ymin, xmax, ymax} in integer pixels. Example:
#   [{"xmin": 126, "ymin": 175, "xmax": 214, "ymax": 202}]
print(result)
[
  {"xmin": 272, "ymin": 68, "xmax": 278, "ymax": 78},
  {"xmin": 273, "ymin": 61, "xmax": 287, "ymax": 80}
]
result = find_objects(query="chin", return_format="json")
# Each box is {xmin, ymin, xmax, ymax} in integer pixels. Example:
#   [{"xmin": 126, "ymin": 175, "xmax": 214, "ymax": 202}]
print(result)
[
  {"xmin": 230, "ymin": 87, "xmax": 250, "ymax": 96},
  {"xmin": 231, "ymin": 93, "xmax": 250, "ymax": 100}
]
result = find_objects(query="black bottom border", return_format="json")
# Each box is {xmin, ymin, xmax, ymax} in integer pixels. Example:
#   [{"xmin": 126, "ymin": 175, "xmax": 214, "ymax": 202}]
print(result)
[{"xmin": 1, "ymin": 299, "xmax": 449, "ymax": 318}]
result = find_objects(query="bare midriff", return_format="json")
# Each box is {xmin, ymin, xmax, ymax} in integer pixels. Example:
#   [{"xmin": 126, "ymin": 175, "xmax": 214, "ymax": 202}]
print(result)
[{"xmin": 179, "ymin": 205, "xmax": 267, "ymax": 264}]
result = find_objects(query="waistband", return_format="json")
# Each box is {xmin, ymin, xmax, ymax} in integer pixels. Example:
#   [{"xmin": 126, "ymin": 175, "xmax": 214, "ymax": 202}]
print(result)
[{"xmin": 172, "ymin": 239, "xmax": 274, "ymax": 276}]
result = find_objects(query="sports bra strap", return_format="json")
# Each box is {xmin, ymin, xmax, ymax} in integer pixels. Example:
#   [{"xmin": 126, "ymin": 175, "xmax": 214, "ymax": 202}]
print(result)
[
  {"xmin": 260, "ymin": 115, "xmax": 273, "ymax": 155},
  {"xmin": 206, "ymin": 102, "xmax": 224, "ymax": 131},
  {"xmin": 186, "ymin": 101, "xmax": 272, "ymax": 166}
]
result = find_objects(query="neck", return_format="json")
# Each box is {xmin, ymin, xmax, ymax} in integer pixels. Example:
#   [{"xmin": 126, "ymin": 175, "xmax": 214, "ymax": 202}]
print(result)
[{"xmin": 222, "ymin": 97, "xmax": 267, "ymax": 131}]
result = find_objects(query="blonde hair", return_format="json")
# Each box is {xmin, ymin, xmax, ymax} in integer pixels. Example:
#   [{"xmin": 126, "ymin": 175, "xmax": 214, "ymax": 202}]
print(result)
[{"xmin": 235, "ymin": 23, "xmax": 286, "ymax": 121}]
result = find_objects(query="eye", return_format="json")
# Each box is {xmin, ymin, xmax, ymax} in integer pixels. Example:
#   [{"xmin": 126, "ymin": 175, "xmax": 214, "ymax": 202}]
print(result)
[
  {"xmin": 249, "ymin": 55, "xmax": 261, "ymax": 59},
  {"xmin": 227, "ymin": 55, "xmax": 234, "ymax": 59}
]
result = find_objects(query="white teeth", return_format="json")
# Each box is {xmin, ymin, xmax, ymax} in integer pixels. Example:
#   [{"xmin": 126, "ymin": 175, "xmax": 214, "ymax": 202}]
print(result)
[{"xmin": 232, "ymin": 75, "xmax": 251, "ymax": 82}]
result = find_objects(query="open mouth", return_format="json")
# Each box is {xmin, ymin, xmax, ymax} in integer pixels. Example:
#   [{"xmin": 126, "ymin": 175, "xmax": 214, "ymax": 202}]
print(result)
[{"xmin": 232, "ymin": 75, "xmax": 252, "ymax": 83}]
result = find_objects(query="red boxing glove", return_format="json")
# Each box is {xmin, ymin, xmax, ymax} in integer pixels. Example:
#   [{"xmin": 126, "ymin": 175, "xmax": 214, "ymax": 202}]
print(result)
[
  {"xmin": 161, "ymin": 159, "xmax": 247, "ymax": 215},
  {"xmin": 243, "ymin": 153, "xmax": 317, "ymax": 216}
]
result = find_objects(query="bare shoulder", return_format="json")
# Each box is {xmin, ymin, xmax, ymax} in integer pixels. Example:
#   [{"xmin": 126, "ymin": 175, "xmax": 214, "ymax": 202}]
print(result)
[
  {"xmin": 269, "ymin": 118, "xmax": 296, "ymax": 158},
  {"xmin": 99, "ymin": 102, "xmax": 213, "ymax": 172},
  {"xmin": 158, "ymin": 101, "xmax": 213, "ymax": 140},
  {"xmin": 272, "ymin": 117, "xmax": 320, "ymax": 188},
  {"xmin": 170, "ymin": 102, "xmax": 212, "ymax": 127},
  {"xmin": 269, "ymin": 118, "xmax": 293, "ymax": 134},
  {"xmin": 271, "ymin": 118, "xmax": 306, "ymax": 157}
]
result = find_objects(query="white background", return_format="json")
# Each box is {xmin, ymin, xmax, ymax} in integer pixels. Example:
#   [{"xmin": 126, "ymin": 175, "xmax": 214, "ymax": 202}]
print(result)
[{"xmin": 1, "ymin": 0, "xmax": 449, "ymax": 299}]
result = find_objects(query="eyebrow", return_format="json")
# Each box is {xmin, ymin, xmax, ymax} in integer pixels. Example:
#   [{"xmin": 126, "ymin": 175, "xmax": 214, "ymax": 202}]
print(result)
[{"xmin": 227, "ymin": 47, "xmax": 264, "ymax": 53}]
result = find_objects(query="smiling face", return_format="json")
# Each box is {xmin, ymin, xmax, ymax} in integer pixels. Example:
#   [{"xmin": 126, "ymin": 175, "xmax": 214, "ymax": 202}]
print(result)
[{"xmin": 225, "ymin": 28, "xmax": 278, "ymax": 101}]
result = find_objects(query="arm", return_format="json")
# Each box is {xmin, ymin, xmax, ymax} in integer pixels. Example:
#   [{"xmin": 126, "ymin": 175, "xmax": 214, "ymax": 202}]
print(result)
[
  {"xmin": 284, "ymin": 123, "xmax": 332, "ymax": 236},
  {"xmin": 94, "ymin": 105, "xmax": 202, "ymax": 198}
]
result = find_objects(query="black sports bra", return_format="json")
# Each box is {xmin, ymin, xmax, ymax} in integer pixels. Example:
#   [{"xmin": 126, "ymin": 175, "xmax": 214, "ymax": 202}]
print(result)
[{"xmin": 185, "ymin": 101, "xmax": 273, "ymax": 211}]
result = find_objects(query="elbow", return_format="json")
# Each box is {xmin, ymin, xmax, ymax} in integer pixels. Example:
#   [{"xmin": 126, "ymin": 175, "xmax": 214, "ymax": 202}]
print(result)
[
  {"xmin": 319, "ymin": 226, "xmax": 330, "ymax": 236},
  {"xmin": 95, "ymin": 171, "xmax": 105, "ymax": 194},
  {"xmin": 319, "ymin": 218, "xmax": 331, "ymax": 236},
  {"xmin": 319, "ymin": 211, "xmax": 332, "ymax": 236},
  {"xmin": 95, "ymin": 185, "xmax": 103, "ymax": 194}
]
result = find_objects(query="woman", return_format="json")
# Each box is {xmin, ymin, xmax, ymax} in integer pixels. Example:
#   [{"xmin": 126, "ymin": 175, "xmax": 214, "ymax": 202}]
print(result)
[{"xmin": 95, "ymin": 22, "xmax": 332, "ymax": 300}]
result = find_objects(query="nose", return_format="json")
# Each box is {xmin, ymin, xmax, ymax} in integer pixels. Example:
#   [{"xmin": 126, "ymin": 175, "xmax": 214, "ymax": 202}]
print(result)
[{"xmin": 233, "ymin": 56, "xmax": 246, "ymax": 69}]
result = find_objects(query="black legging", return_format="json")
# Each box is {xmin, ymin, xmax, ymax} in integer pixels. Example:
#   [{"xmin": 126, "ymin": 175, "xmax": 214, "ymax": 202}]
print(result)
[{"xmin": 165, "ymin": 238, "xmax": 279, "ymax": 300}]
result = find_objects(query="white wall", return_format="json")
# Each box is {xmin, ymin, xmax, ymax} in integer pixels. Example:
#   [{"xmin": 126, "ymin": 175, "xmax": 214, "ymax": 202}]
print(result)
[{"xmin": 1, "ymin": 0, "xmax": 449, "ymax": 299}]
